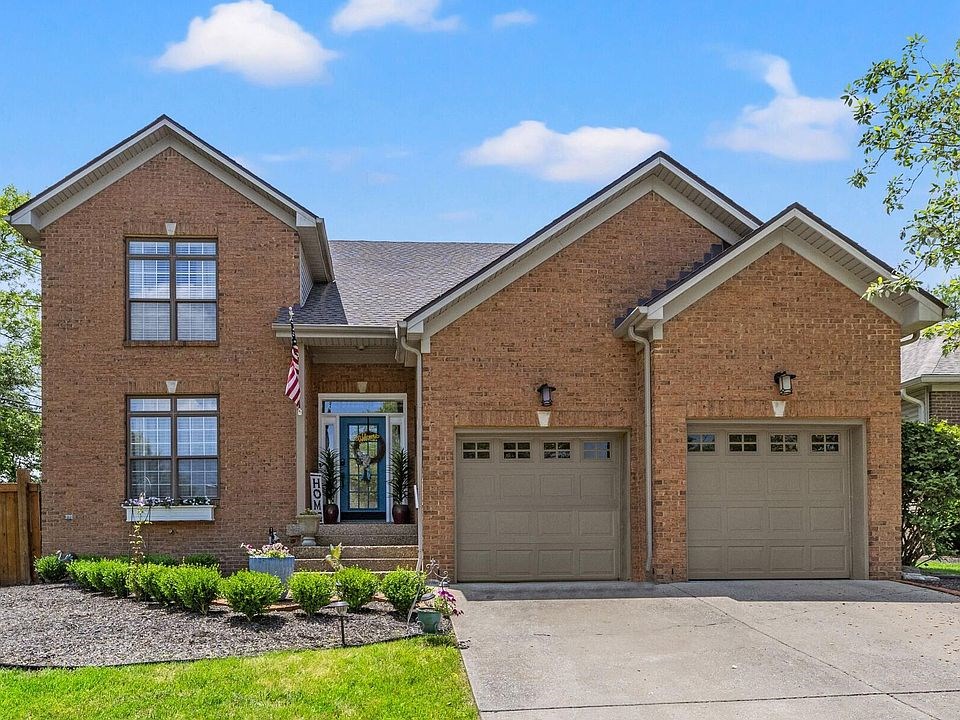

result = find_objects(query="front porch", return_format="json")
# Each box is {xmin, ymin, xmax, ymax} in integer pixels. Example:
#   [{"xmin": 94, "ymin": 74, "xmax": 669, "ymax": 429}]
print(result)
[{"xmin": 288, "ymin": 522, "xmax": 418, "ymax": 573}]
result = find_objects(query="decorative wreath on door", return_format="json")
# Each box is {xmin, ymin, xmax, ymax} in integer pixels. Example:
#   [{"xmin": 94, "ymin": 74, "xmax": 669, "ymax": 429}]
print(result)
[{"xmin": 352, "ymin": 431, "xmax": 386, "ymax": 482}]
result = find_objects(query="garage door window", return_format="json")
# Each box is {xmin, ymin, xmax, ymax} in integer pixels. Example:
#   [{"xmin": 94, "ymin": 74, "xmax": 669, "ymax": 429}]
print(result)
[
  {"xmin": 543, "ymin": 441, "xmax": 571, "ymax": 460},
  {"xmin": 503, "ymin": 441, "xmax": 531, "ymax": 460},
  {"xmin": 811, "ymin": 433, "xmax": 840, "ymax": 452},
  {"xmin": 770, "ymin": 434, "xmax": 799, "ymax": 453},
  {"xmin": 687, "ymin": 433, "xmax": 716, "ymax": 452},
  {"xmin": 728, "ymin": 433, "xmax": 758, "ymax": 452},
  {"xmin": 583, "ymin": 441, "xmax": 611, "ymax": 460},
  {"xmin": 462, "ymin": 441, "xmax": 491, "ymax": 460}
]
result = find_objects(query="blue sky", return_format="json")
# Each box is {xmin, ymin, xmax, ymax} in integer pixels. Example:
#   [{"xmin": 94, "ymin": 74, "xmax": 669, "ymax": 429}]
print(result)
[{"xmin": 3, "ymin": 1, "xmax": 959, "ymax": 283}]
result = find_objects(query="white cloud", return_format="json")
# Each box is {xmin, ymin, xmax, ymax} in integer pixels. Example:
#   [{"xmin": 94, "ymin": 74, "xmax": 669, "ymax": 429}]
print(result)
[
  {"xmin": 463, "ymin": 120, "xmax": 669, "ymax": 182},
  {"xmin": 156, "ymin": 0, "xmax": 338, "ymax": 85},
  {"xmin": 331, "ymin": 0, "xmax": 459, "ymax": 33},
  {"xmin": 712, "ymin": 52, "xmax": 854, "ymax": 161},
  {"xmin": 492, "ymin": 9, "xmax": 536, "ymax": 29}
]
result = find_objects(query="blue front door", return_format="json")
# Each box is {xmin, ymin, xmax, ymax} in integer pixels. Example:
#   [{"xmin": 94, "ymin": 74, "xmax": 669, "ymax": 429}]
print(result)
[{"xmin": 339, "ymin": 416, "xmax": 387, "ymax": 521}]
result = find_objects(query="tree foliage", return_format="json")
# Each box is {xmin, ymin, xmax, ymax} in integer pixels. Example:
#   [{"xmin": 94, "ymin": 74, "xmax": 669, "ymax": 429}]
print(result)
[
  {"xmin": 843, "ymin": 35, "xmax": 960, "ymax": 347},
  {"xmin": 0, "ymin": 185, "xmax": 40, "ymax": 480},
  {"xmin": 901, "ymin": 420, "xmax": 960, "ymax": 564}
]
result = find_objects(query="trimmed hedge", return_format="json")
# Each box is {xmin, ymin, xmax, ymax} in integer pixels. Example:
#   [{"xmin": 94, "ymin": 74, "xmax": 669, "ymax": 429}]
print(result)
[
  {"xmin": 100, "ymin": 560, "xmax": 131, "ymax": 597},
  {"xmin": 34, "ymin": 554, "xmax": 69, "ymax": 583},
  {"xmin": 380, "ymin": 568, "xmax": 426, "ymax": 614},
  {"xmin": 335, "ymin": 567, "xmax": 379, "ymax": 611},
  {"xmin": 172, "ymin": 566, "xmax": 221, "ymax": 614},
  {"xmin": 288, "ymin": 572, "xmax": 336, "ymax": 615},
  {"xmin": 182, "ymin": 553, "xmax": 219, "ymax": 569},
  {"xmin": 220, "ymin": 570, "xmax": 283, "ymax": 621}
]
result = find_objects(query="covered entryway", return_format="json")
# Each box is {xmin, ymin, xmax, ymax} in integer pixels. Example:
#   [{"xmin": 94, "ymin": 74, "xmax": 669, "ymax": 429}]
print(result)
[
  {"xmin": 686, "ymin": 424, "xmax": 858, "ymax": 579},
  {"xmin": 456, "ymin": 433, "xmax": 623, "ymax": 581}
]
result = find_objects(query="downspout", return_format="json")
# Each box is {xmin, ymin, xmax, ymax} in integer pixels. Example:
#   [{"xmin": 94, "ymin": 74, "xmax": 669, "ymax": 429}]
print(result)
[
  {"xmin": 900, "ymin": 332, "xmax": 927, "ymax": 421},
  {"xmin": 399, "ymin": 328, "xmax": 424, "ymax": 571},
  {"xmin": 626, "ymin": 325, "xmax": 653, "ymax": 577}
]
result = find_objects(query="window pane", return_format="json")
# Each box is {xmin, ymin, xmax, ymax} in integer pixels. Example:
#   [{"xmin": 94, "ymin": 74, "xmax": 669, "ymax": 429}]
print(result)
[
  {"xmin": 178, "ymin": 459, "xmax": 218, "ymax": 498},
  {"xmin": 130, "ymin": 302, "xmax": 171, "ymax": 340},
  {"xmin": 177, "ymin": 416, "xmax": 217, "ymax": 456},
  {"xmin": 129, "ymin": 259, "xmax": 170, "ymax": 299},
  {"xmin": 176, "ymin": 303, "xmax": 217, "ymax": 340},
  {"xmin": 129, "ymin": 398, "xmax": 171, "ymax": 412},
  {"xmin": 176, "ymin": 397, "xmax": 218, "ymax": 412},
  {"xmin": 130, "ymin": 459, "xmax": 172, "ymax": 498},
  {"xmin": 321, "ymin": 400, "xmax": 404, "ymax": 414},
  {"xmin": 503, "ymin": 441, "xmax": 531, "ymax": 460},
  {"xmin": 583, "ymin": 441, "xmax": 611, "ymax": 460},
  {"xmin": 176, "ymin": 260, "xmax": 217, "ymax": 299},
  {"xmin": 176, "ymin": 242, "xmax": 216, "ymax": 256},
  {"xmin": 687, "ymin": 434, "xmax": 716, "ymax": 453},
  {"xmin": 462, "ymin": 441, "xmax": 491, "ymax": 460},
  {"xmin": 129, "ymin": 241, "xmax": 169, "ymax": 255},
  {"xmin": 129, "ymin": 416, "xmax": 171, "ymax": 457}
]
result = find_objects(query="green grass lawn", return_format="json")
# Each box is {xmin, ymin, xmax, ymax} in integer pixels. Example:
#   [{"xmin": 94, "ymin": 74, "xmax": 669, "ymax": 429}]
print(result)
[
  {"xmin": 919, "ymin": 560, "xmax": 960, "ymax": 576},
  {"xmin": 0, "ymin": 637, "xmax": 478, "ymax": 720}
]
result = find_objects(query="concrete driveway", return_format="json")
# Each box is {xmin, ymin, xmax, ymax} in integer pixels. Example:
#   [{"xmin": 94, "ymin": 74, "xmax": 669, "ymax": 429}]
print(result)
[{"xmin": 451, "ymin": 580, "xmax": 960, "ymax": 719}]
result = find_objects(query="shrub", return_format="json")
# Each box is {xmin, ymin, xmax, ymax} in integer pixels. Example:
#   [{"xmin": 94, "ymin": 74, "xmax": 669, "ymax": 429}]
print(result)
[
  {"xmin": 67, "ymin": 559, "xmax": 97, "ymax": 590},
  {"xmin": 84, "ymin": 560, "xmax": 112, "ymax": 592},
  {"xmin": 182, "ymin": 553, "xmax": 219, "ymax": 569},
  {"xmin": 127, "ymin": 563, "xmax": 165, "ymax": 601},
  {"xmin": 380, "ymin": 568, "xmax": 426, "ymax": 614},
  {"xmin": 902, "ymin": 420, "xmax": 960, "ymax": 564},
  {"xmin": 289, "ymin": 572, "xmax": 335, "ymax": 615},
  {"xmin": 100, "ymin": 560, "xmax": 131, "ymax": 597},
  {"xmin": 157, "ymin": 566, "xmax": 184, "ymax": 607},
  {"xmin": 219, "ymin": 570, "xmax": 282, "ymax": 620},
  {"xmin": 172, "ymin": 566, "xmax": 221, "ymax": 614},
  {"xmin": 34, "ymin": 554, "xmax": 69, "ymax": 583},
  {"xmin": 335, "ymin": 566, "xmax": 379, "ymax": 611},
  {"xmin": 142, "ymin": 553, "xmax": 177, "ymax": 567}
]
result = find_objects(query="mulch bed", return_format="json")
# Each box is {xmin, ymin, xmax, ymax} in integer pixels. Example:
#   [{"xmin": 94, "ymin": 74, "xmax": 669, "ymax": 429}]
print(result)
[{"xmin": 0, "ymin": 584, "xmax": 433, "ymax": 669}]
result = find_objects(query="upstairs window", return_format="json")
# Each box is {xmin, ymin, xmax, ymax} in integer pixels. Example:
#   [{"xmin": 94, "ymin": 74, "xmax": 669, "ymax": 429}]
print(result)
[{"xmin": 128, "ymin": 240, "xmax": 217, "ymax": 341}]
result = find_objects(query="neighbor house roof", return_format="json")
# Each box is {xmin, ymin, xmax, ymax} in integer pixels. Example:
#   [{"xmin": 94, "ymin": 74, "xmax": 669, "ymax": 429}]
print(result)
[
  {"xmin": 281, "ymin": 240, "xmax": 514, "ymax": 328},
  {"xmin": 901, "ymin": 335, "xmax": 960, "ymax": 384}
]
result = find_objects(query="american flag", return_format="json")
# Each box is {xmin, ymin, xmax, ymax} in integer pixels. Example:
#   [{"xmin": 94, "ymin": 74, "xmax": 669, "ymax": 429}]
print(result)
[{"xmin": 285, "ymin": 307, "xmax": 302, "ymax": 414}]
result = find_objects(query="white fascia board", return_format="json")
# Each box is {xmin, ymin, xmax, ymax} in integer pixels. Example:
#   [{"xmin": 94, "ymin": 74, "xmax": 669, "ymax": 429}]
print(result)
[
  {"xmin": 272, "ymin": 323, "xmax": 395, "ymax": 339},
  {"xmin": 656, "ymin": 155, "xmax": 760, "ymax": 232}
]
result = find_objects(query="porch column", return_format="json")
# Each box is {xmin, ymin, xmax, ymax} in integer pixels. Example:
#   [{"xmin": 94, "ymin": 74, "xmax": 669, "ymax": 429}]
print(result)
[{"xmin": 296, "ymin": 346, "xmax": 309, "ymax": 513}]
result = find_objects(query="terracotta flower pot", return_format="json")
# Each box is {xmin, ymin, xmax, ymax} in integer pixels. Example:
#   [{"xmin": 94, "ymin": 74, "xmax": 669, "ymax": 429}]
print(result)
[
  {"xmin": 323, "ymin": 503, "xmax": 340, "ymax": 524},
  {"xmin": 392, "ymin": 502, "xmax": 411, "ymax": 524}
]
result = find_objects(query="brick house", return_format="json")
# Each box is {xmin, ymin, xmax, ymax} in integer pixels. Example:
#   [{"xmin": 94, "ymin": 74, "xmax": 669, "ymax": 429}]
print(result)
[
  {"xmin": 901, "ymin": 336, "xmax": 960, "ymax": 424},
  {"xmin": 8, "ymin": 116, "xmax": 947, "ymax": 582}
]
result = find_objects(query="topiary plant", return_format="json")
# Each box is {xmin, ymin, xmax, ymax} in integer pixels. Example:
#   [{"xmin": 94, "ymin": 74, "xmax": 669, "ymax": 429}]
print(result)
[
  {"xmin": 34, "ymin": 554, "xmax": 69, "ymax": 583},
  {"xmin": 334, "ymin": 566, "xmax": 379, "ymax": 611},
  {"xmin": 173, "ymin": 565, "xmax": 222, "ymax": 614},
  {"xmin": 288, "ymin": 572, "xmax": 336, "ymax": 615},
  {"xmin": 219, "ymin": 570, "xmax": 283, "ymax": 621},
  {"xmin": 380, "ymin": 568, "xmax": 426, "ymax": 614}
]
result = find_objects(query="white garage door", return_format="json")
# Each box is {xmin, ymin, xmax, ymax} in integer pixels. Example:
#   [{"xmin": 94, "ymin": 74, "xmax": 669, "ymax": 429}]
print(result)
[
  {"xmin": 456, "ymin": 434, "xmax": 622, "ymax": 581},
  {"xmin": 686, "ymin": 425, "xmax": 851, "ymax": 579}
]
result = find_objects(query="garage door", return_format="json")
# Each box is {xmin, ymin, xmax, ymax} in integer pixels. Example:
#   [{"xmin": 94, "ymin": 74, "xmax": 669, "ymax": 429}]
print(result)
[
  {"xmin": 456, "ymin": 434, "xmax": 622, "ymax": 581},
  {"xmin": 687, "ymin": 425, "xmax": 851, "ymax": 579}
]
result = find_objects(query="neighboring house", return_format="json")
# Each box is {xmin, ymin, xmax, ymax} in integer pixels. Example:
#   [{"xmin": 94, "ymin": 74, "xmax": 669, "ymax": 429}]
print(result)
[
  {"xmin": 901, "ymin": 335, "xmax": 960, "ymax": 423},
  {"xmin": 7, "ymin": 116, "xmax": 948, "ymax": 583}
]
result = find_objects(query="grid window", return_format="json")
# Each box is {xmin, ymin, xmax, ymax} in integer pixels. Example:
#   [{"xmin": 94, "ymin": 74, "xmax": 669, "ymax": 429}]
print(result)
[
  {"xmin": 128, "ymin": 396, "xmax": 219, "ymax": 501},
  {"xmin": 503, "ymin": 441, "xmax": 531, "ymax": 460},
  {"xmin": 728, "ymin": 433, "xmax": 758, "ymax": 452},
  {"xmin": 128, "ymin": 240, "xmax": 217, "ymax": 341},
  {"xmin": 687, "ymin": 433, "xmax": 716, "ymax": 452},
  {"xmin": 812, "ymin": 433, "xmax": 840, "ymax": 453},
  {"xmin": 462, "ymin": 441, "xmax": 491, "ymax": 460},
  {"xmin": 583, "ymin": 441, "xmax": 612, "ymax": 460},
  {"xmin": 770, "ymin": 434, "xmax": 799, "ymax": 453},
  {"xmin": 543, "ymin": 441, "xmax": 572, "ymax": 459}
]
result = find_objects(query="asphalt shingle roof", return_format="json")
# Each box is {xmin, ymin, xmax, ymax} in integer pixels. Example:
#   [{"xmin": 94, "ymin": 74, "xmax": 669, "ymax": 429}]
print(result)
[
  {"xmin": 286, "ymin": 240, "xmax": 514, "ymax": 327},
  {"xmin": 901, "ymin": 335, "xmax": 960, "ymax": 383}
]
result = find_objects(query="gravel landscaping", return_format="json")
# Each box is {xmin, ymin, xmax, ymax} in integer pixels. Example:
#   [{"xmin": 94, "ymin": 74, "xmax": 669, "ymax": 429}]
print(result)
[{"xmin": 0, "ymin": 584, "xmax": 434, "ymax": 668}]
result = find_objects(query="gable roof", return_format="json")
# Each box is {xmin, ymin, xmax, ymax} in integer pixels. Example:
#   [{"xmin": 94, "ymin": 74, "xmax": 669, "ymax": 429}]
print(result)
[
  {"xmin": 902, "ymin": 335, "xmax": 960, "ymax": 384},
  {"xmin": 614, "ymin": 203, "xmax": 948, "ymax": 337},
  {"xmin": 6, "ymin": 114, "xmax": 334, "ymax": 282},
  {"xmin": 280, "ymin": 240, "xmax": 514, "ymax": 327},
  {"xmin": 401, "ymin": 152, "xmax": 762, "ymax": 338}
]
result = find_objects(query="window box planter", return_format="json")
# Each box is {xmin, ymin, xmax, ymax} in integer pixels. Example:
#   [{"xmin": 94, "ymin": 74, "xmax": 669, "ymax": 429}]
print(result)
[{"xmin": 124, "ymin": 505, "xmax": 215, "ymax": 522}]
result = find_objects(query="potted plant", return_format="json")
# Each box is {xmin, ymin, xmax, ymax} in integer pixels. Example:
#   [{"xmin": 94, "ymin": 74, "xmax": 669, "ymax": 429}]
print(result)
[
  {"xmin": 243, "ymin": 542, "xmax": 295, "ymax": 593},
  {"xmin": 390, "ymin": 447, "xmax": 411, "ymax": 524},
  {"xmin": 416, "ymin": 585, "xmax": 461, "ymax": 634},
  {"xmin": 297, "ymin": 508, "xmax": 320, "ymax": 546},
  {"xmin": 319, "ymin": 448, "xmax": 341, "ymax": 525}
]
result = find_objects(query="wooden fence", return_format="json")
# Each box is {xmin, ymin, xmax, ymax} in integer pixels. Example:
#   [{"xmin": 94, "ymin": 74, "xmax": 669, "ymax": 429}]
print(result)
[{"xmin": 0, "ymin": 469, "xmax": 41, "ymax": 586}]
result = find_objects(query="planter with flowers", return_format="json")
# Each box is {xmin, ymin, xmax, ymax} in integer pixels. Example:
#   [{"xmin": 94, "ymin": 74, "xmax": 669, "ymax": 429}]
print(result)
[
  {"xmin": 416, "ymin": 586, "xmax": 461, "ymax": 634},
  {"xmin": 123, "ymin": 495, "xmax": 215, "ymax": 522},
  {"xmin": 243, "ymin": 543, "xmax": 296, "ymax": 592}
]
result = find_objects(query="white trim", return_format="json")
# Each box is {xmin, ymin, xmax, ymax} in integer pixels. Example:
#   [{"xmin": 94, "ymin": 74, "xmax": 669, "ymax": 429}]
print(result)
[{"xmin": 124, "ymin": 505, "xmax": 214, "ymax": 522}]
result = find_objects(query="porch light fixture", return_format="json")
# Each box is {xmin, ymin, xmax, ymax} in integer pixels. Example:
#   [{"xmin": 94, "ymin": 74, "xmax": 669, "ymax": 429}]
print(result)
[
  {"xmin": 773, "ymin": 371, "xmax": 796, "ymax": 396},
  {"xmin": 330, "ymin": 601, "xmax": 349, "ymax": 646},
  {"xmin": 537, "ymin": 383, "xmax": 556, "ymax": 407},
  {"xmin": 165, "ymin": 380, "xmax": 179, "ymax": 394},
  {"xmin": 164, "ymin": 221, "xmax": 177, "ymax": 236}
]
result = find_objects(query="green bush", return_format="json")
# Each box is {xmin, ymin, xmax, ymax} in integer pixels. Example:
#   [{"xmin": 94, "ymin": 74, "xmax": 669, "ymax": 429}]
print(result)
[
  {"xmin": 126, "ymin": 563, "xmax": 165, "ymax": 601},
  {"xmin": 172, "ymin": 566, "xmax": 221, "ymax": 614},
  {"xmin": 34, "ymin": 554, "xmax": 69, "ymax": 583},
  {"xmin": 67, "ymin": 559, "xmax": 97, "ymax": 590},
  {"xmin": 334, "ymin": 566, "xmax": 379, "ymax": 611},
  {"xmin": 157, "ymin": 566, "xmax": 183, "ymax": 607},
  {"xmin": 142, "ymin": 553, "xmax": 177, "ymax": 567},
  {"xmin": 100, "ymin": 560, "xmax": 131, "ymax": 597},
  {"xmin": 288, "ymin": 572, "xmax": 335, "ymax": 615},
  {"xmin": 902, "ymin": 420, "xmax": 960, "ymax": 564},
  {"xmin": 380, "ymin": 568, "xmax": 426, "ymax": 614},
  {"xmin": 219, "ymin": 570, "xmax": 283, "ymax": 620},
  {"xmin": 182, "ymin": 553, "xmax": 219, "ymax": 569}
]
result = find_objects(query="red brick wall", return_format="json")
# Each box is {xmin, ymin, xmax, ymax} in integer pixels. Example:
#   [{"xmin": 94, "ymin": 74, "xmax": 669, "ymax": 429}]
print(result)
[
  {"xmin": 651, "ymin": 244, "xmax": 902, "ymax": 580},
  {"xmin": 39, "ymin": 148, "xmax": 300, "ymax": 570},
  {"xmin": 421, "ymin": 192, "xmax": 722, "ymax": 579},
  {"xmin": 928, "ymin": 391, "xmax": 960, "ymax": 424}
]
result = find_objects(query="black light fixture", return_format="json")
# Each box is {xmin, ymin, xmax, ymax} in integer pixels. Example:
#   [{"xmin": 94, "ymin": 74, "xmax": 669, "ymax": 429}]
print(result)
[
  {"xmin": 773, "ymin": 371, "xmax": 796, "ymax": 396},
  {"xmin": 330, "ymin": 601, "xmax": 349, "ymax": 646},
  {"xmin": 537, "ymin": 383, "xmax": 556, "ymax": 407}
]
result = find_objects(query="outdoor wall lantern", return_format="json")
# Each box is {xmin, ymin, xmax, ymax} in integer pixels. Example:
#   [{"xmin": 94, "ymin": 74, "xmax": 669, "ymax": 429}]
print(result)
[
  {"xmin": 330, "ymin": 601, "xmax": 349, "ymax": 646},
  {"xmin": 537, "ymin": 383, "xmax": 556, "ymax": 407},
  {"xmin": 773, "ymin": 371, "xmax": 796, "ymax": 396}
]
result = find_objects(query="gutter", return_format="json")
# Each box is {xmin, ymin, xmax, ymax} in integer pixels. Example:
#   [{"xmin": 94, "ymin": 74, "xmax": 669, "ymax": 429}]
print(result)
[
  {"xmin": 398, "ymin": 325, "xmax": 425, "ymax": 571},
  {"xmin": 901, "ymin": 389, "xmax": 926, "ymax": 422},
  {"xmin": 625, "ymin": 325, "xmax": 654, "ymax": 578}
]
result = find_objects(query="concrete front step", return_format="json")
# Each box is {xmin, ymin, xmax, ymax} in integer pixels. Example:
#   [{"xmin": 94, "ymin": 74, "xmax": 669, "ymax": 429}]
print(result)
[
  {"xmin": 295, "ymin": 557, "xmax": 417, "ymax": 573},
  {"xmin": 294, "ymin": 544, "xmax": 417, "ymax": 560},
  {"xmin": 308, "ymin": 522, "xmax": 417, "ymax": 547}
]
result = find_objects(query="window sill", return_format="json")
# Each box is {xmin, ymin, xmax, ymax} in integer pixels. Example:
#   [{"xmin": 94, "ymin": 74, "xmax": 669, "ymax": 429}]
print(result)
[
  {"xmin": 124, "ymin": 505, "xmax": 215, "ymax": 522},
  {"xmin": 123, "ymin": 341, "xmax": 219, "ymax": 348}
]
